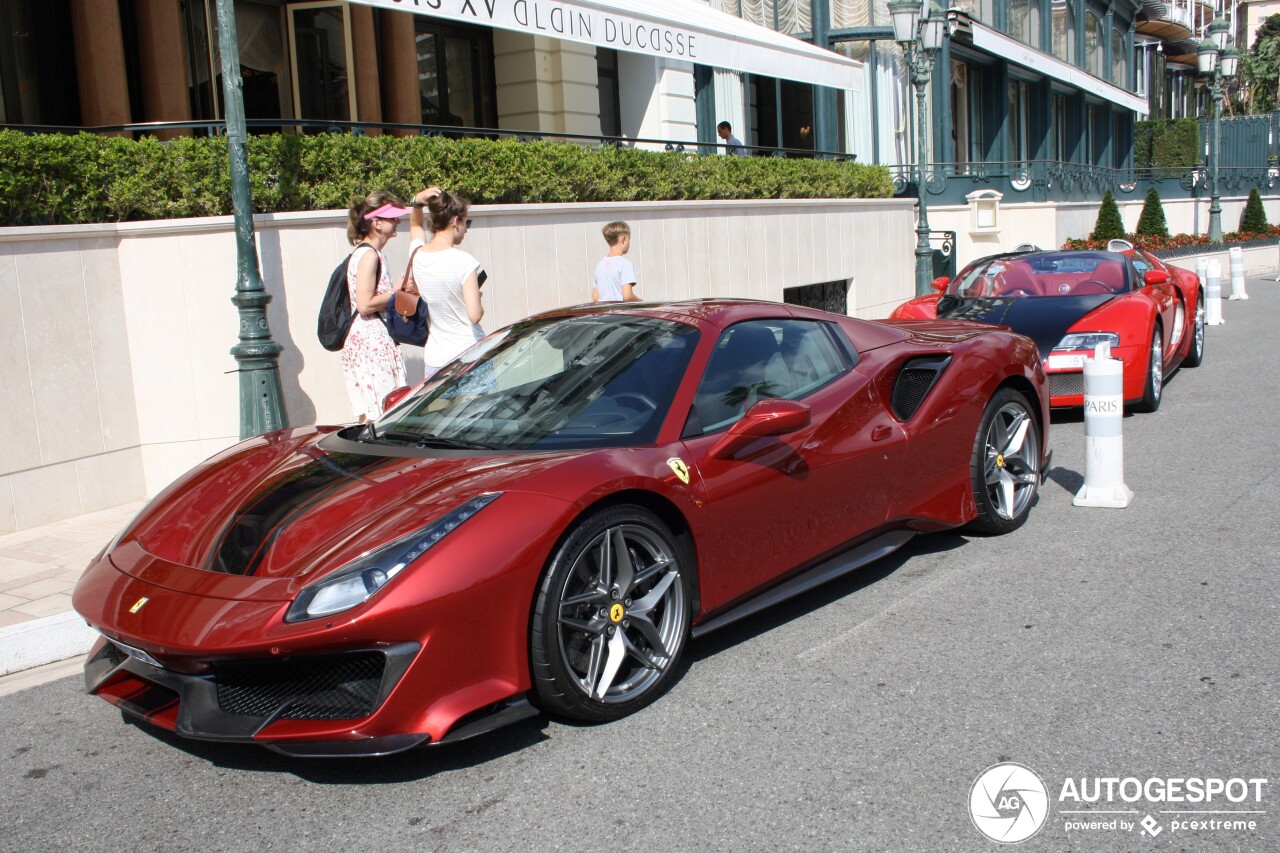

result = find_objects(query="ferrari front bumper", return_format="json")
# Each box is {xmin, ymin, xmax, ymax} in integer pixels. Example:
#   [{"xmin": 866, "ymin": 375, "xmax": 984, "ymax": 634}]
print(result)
[{"xmin": 84, "ymin": 635, "xmax": 430, "ymax": 757}]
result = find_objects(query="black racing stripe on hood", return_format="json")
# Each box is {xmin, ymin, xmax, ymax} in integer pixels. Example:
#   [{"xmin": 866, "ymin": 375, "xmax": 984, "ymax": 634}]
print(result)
[
  {"xmin": 208, "ymin": 450, "xmax": 394, "ymax": 576},
  {"xmin": 938, "ymin": 294, "xmax": 1116, "ymax": 357}
]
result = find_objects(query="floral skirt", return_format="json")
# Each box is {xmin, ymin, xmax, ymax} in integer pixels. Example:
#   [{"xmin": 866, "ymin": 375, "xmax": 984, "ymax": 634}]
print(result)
[{"xmin": 342, "ymin": 315, "xmax": 406, "ymax": 421}]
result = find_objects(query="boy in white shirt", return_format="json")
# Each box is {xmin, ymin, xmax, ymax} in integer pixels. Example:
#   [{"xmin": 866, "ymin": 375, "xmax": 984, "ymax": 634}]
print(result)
[{"xmin": 592, "ymin": 221, "xmax": 641, "ymax": 302}]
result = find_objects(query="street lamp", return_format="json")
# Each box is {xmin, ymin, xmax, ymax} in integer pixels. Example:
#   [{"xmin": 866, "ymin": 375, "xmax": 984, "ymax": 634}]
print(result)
[
  {"xmin": 1198, "ymin": 16, "xmax": 1238, "ymax": 243},
  {"xmin": 890, "ymin": 0, "xmax": 948, "ymax": 296}
]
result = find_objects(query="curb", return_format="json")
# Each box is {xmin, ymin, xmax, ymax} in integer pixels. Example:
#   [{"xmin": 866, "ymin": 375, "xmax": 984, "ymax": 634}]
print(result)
[{"xmin": 0, "ymin": 611, "xmax": 96, "ymax": 677}]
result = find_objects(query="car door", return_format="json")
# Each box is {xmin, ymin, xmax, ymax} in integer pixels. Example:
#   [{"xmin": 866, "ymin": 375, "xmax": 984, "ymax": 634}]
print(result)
[
  {"xmin": 1130, "ymin": 253, "xmax": 1179, "ymax": 357},
  {"xmin": 678, "ymin": 319, "xmax": 907, "ymax": 611}
]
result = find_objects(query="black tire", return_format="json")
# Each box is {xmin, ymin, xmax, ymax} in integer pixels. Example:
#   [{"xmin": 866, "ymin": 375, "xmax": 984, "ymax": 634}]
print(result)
[
  {"xmin": 530, "ymin": 505, "xmax": 691, "ymax": 722},
  {"xmin": 967, "ymin": 388, "xmax": 1041, "ymax": 535},
  {"xmin": 1182, "ymin": 291, "xmax": 1205, "ymax": 368},
  {"xmin": 1133, "ymin": 325, "xmax": 1164, "ymax": 413}
]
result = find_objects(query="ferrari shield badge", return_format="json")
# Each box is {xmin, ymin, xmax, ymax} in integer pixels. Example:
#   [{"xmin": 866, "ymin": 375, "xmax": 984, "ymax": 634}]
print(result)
[
  {"xmin": 666, "ymin": 457, "xmax": 690, "ymax": 484},
  {"xmin": 129, "ymin": 597, "xmax": 149, "ymax": 614}
]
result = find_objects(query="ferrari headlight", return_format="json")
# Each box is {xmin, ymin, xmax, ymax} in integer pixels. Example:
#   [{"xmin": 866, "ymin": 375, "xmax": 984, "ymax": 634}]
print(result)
[
  {"xmin": 1053, "ymin": 332, "xmax": 1119, "ymax": 352},
  {"xmin": 285, "ymin": 493, "xmax": 501, "ymax": 623}
]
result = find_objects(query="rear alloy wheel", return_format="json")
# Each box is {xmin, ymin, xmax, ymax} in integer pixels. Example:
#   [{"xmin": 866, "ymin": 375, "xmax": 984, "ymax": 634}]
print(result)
[
  {"xmin": 530, "ymin": 506, "xmax": 691, "ymax": 722},
  {"xmin": 1182, "ymin": 292, "xmax": 1205, "ymax": 368},
  {"xmin": 1134, "ymin": 326, "xmax": 1164, "ymax": 413},
  {"xmin": 967, "ymin": 388, "xmax": 1040, "ymax": 535}
]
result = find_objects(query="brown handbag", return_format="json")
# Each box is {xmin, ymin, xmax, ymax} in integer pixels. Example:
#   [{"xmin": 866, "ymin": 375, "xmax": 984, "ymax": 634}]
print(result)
[
  {"xmin": 382, "ymin": 247, "xmax": 429, "ymax": 346},
  {"xmin": 394, "ymin": 246, "xmax": 423, "ymax": 319}
]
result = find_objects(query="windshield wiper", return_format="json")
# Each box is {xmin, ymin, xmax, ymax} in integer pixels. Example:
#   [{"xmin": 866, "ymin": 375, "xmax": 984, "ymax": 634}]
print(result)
[
  {"xmin": 376, "ymin": 430, "xmax": 494, "ymax": 450},
  {"xmin": 415, "ymin": 433, "xmax": 496, "ymax": 450}
]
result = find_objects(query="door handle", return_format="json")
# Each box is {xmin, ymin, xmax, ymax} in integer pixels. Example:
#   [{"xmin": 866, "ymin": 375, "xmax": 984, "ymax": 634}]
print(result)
[{"xmin": 871, "ymin": 425, "xmax": 893, "ymax": 442}]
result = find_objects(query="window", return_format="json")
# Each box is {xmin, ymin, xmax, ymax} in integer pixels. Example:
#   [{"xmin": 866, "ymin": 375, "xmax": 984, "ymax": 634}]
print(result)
[
  {"xmin": 1112, "ymin": 111, "xmax": 1128, "ymax": 169},
  {"xmin": 1111, "ymin": 21, "xmax": 1127, "ymax": 85},
  {"xmin": 687, "ymin": 320, "xmax": 849, "ymax": 435},
  {"xmin": 964, "ymin": 1, "xmax": 995, "ymax": 25},
  {"xmin": 289, "ymin": 2, "xmax": 354, "ymax": 122},
  {"xmin": 1052, "ymin": 0, "xmax": 1075, "ymax": 65},
  {"xmin": 597, "ymin": 48, "xmax": 621, "ymax": 137},
  {"xmin": 1052, "ymin": 94, "xmax": 1069, "ymax": 161},
  {"xmin": 414, "ymin": 18, "xmax": 496, "ymax": 128},
  {"xmin": 1085, "ymin": 11, "xmax": 1103, "ymax": 78},
  {"xmin": 1086, "ymin": 104, "xmax": 1098, "ymax": 163},
  {"xmin": 1009, "ymin": 80, "xmax": 1031, "ymax": 165},
  {"xmin": 0, "ymin": 0, "xmax": 79, "ymax": 124},
  {"xmin": 750, "ymin": 75, "xmax": 816, "ymax": 152},
  {"xmin": 951, "ymin": 61, "xmax": 970, "ymax": 167},
  {"xmin": 1009, "ymin": 0, "xmax": 1041, "ymax": 47}
]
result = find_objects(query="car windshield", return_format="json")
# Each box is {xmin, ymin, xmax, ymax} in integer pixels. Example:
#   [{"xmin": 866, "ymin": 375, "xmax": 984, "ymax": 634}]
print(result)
[
  {"xmin": 946, "ymin": 252, "xmax": 1132, "ymax": 299},
  {"xmin": 373, "ymin": 314, "xmax": 699, "ymax": 450}
]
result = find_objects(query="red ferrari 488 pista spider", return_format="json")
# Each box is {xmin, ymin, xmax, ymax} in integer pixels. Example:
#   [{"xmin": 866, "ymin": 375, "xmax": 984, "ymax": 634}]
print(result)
[
  {"xmin": 890, "ymin": 245, "xmax": 1204, "ymax": 411},
  {"xmin": 74, "ymin": 299, "xmax": 1048, "ymax": 756}
]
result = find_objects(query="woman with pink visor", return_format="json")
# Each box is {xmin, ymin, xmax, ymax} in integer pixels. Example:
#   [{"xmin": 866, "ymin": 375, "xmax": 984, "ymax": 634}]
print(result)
[{"xmin": 342, "ymin": 190, "xmax": 410, "ymax": 422}]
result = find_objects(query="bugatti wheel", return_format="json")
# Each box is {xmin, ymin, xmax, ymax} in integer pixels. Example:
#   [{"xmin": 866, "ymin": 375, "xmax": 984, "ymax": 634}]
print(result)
[
  {"xmin": 530, "ymin": 506, "xmax": 691, "ymax": 722},
  {"xmin": 967, "ymin": 388, "xmax": 1040, "ymax": 535},
  {"xmin": 1134, "ymin": 326, "xmax": 1164, "ymax": 413}
]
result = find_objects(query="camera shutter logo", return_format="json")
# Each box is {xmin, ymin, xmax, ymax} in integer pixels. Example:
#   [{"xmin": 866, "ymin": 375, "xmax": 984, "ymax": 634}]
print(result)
[{"xmin": 969, "ymin": 762, "xmax": 1050, "ymax": 843}]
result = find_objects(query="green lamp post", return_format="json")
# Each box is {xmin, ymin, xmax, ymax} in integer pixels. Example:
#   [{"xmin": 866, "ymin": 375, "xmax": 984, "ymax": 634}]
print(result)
[
  {"xmin": 1198, "ymin": 16, "xmax": 1238, "ymax": 244},
  {"xmin": 216, "ymin": 0, "xmax": 287, "ymax": 439},
  {"xmin": 889, "ymin": 0, "xmax": 949, "ymax": 296}
]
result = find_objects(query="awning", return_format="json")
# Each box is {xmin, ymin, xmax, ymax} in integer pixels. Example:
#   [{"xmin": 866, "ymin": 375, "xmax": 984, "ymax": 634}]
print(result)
[
  {"xmin": 348, "ymin": 0, "xmax": 863, "ymax": 91},
  {"xmin": 968, "ymin": 22, "xmax": 1148, "ymax": 115}
]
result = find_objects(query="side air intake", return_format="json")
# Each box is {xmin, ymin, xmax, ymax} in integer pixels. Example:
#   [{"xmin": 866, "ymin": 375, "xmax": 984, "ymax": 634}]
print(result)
[{"xmin": 891, "ymin": 355, "xmax": 952, "ymax": 420}]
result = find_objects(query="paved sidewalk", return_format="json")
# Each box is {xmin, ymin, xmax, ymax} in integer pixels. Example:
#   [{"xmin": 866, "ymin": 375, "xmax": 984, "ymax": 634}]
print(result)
[{"xmin": 0, "ymin": 501, "xmax": 146, "ymax": 676}]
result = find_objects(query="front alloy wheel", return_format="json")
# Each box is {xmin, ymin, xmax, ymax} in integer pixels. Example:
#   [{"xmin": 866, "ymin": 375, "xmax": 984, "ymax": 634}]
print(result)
[
  {"xmin": 1134, "ymin": 326, "xmax": 1163, "ymax": 412},
  {"xmin": 531, "ymin": 506, "xmax": 691, "ymax": 722}
]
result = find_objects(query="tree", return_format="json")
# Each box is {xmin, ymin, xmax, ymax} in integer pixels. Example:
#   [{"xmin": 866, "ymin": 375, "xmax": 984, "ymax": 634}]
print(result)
[
  {"xmin": 1240, "ymin": 187, "xmax": 1269, "ymax": 233},
  {"xmin": 1089, "ymin": 190, "xmax": 1125, "ymax": 242},
  {"xmin": 1239, "ymin": 14, "xmax": 1280, "ymax": 114},
  {"xmin": 1135, "ymin": 187, "xmax": 1169, "ymax": 238}
]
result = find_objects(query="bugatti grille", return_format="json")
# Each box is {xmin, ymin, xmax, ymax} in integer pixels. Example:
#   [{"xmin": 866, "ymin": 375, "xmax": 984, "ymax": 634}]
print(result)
[
  {"xmin": 1050, "ymin": 372, "xmax": 1085, "ymax": 398},
  {"xmin": 214, "ymin": 651, "xmax": 386, "ymax": 720}
]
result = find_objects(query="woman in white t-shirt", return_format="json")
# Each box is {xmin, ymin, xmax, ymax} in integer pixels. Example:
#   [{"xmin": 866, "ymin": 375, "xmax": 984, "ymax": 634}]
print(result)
[{"xmin": 408, "ymin": 188, "xmax": 485, "ymax": 377}]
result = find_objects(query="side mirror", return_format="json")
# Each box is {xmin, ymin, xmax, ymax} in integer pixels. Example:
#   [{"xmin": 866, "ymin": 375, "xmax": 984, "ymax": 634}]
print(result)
[
  {"xmin": 931, "ymin": 276, "xmax": 950, "ymax": 293},
  {"xmin": 382, "ymin": 385, "xmax": 413, "ymax": 413},
  {"xmin": 1143, "ymin": 269, "xmax": 1169, "ymax": 286},
  {"xmin": 710, "ymin": 399, "xmax": 811, "ymax": 459}
]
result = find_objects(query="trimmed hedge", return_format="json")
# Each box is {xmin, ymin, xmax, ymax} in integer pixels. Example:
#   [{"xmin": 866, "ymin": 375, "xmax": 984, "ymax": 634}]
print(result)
[
  {"xmin": 1133, "ymin": 118, "xmax": 1200, "ymax": 173},
  {"xmin": 0, "ymin": 130, "xmax": 894, "ymax": 226}
]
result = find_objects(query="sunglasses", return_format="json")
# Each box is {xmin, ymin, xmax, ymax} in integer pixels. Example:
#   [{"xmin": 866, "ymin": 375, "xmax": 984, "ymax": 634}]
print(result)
[{"xmin": 458, "ymin": 218, "xmax": 473, "ymax": 228}]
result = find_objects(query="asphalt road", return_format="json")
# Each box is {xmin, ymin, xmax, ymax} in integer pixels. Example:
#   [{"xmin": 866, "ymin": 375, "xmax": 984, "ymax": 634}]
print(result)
[{"xmin": 2, "ymin": 278, "xmax": 1277, "ymax": 853}]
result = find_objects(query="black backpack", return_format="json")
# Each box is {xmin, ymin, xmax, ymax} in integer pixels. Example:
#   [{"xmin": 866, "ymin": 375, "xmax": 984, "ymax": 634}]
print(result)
[{"xmin": 317, "ymin": 245, "xmax": 380, "ymax": 352}]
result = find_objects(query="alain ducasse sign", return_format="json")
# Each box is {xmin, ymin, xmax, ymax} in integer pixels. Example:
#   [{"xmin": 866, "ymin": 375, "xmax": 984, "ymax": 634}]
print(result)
[{"xmin": 357, "ymin": 0, "xmax": 862, "ymax": 90}]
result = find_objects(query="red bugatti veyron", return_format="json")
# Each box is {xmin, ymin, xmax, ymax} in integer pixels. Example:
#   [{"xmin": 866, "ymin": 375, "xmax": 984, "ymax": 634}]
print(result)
[
  {"xmin": 890, "ymin": 245, "xmax": 1205, "ymax": 411},
  {"xmin": 74, "ymin": 299, "xmax": 1049, "ymax": 756}
]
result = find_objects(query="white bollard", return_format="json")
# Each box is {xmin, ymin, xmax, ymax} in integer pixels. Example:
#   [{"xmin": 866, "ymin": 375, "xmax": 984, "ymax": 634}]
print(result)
[
  {"xmin": 1205, "ymin": 259, "xmax": 1224, "ymax": 326},
  {"xmin": 1073, "ymin": 342, "xmax": 1134, "ymax": 509},
  {"xmin": 1228, "ymin": 246, "xmax": 1250, "ymax": 299}
]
